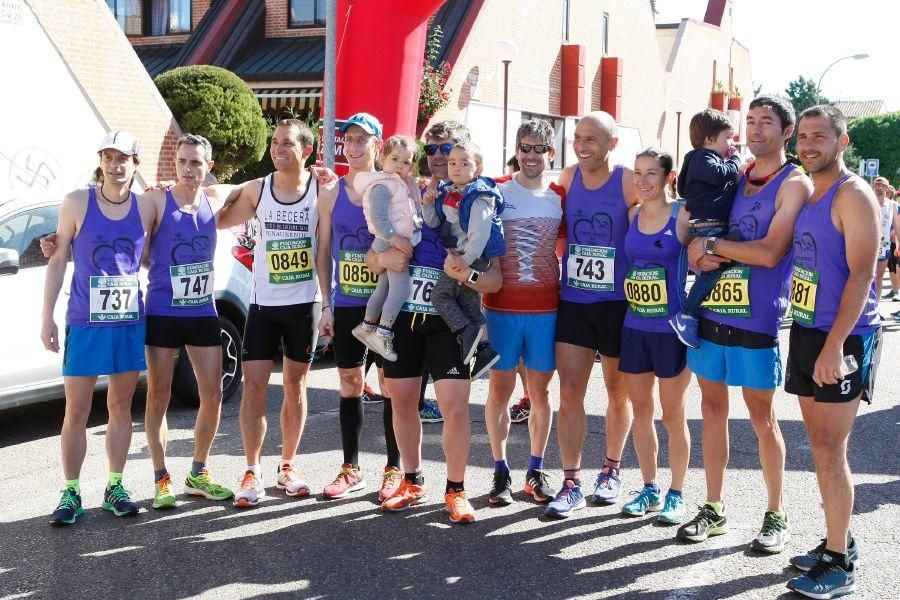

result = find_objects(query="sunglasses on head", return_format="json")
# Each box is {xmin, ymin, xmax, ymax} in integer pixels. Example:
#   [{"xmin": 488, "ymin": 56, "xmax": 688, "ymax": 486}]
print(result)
[
  {"xmin": 518, "ymin": 143, "xmax": 550, "ymax": 154},
  {"xmin": 424, "ymin": 143, "xmax": 454, "ymax": 156}
]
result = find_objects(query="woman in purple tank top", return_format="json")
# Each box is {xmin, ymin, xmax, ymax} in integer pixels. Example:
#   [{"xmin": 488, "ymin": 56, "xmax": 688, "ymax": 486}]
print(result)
[
  {"xmin": 619, "ymin": 148, "xmax": 693, "ymax": 524},
  {"xmin": 41, "ymin": 131, "xmax": 155, "ymax": 524}
]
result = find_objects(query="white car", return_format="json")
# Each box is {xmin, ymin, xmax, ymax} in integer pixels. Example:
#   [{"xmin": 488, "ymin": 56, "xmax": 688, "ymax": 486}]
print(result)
[{"xmin": 0, "ymin": 196, "xmax": 253, "ymax": 411}]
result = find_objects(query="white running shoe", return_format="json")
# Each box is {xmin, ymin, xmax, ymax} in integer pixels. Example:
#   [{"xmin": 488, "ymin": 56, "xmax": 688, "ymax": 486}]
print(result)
[
  {"xmin": 276, "ymin": 463, "xmax": 311, "ymax": 497},
  {"xmin": 233, "ymin": 470, "xmax": 266, "ymax": 508}
]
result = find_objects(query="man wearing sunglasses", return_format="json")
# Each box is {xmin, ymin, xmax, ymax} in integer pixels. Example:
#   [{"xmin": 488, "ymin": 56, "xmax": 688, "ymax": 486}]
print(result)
[{"xmin": 482, "ymin": 119, "xmax": 565, "ymax": 506}]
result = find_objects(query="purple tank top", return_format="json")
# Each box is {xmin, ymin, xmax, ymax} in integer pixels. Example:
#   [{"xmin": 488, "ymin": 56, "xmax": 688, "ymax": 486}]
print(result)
[
  {"xmin": 331, "ymin": 178, "xmax": 377, "ymax": 308},
  {"xmin": 623, "ymin": 202, "xmax": 687, "ymax": 333},
  {"xmin": 561, "ymin": 165, "xmax": 629, "ymax": 302},
  {"xmin": 67, "ymin": 188, "xmax": 145, "ymax": 327},
  {"xmin": 145, "ymin": 189, "xmax": 217, "ymax": 317},
  {"xmin": 699, "ymin": 165, "xmax": 796, "ymax": 337},
  {"xmin": 400, "ymin": 189, "xmax": 448, "ymax": 314},
  {"xmin": 791, "ymin": 173, "xmax": 879, "ymax": 334}
]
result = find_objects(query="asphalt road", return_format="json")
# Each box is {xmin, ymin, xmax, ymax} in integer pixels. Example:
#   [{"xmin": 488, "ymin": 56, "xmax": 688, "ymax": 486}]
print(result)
[{"xmin": 1, "ymin": 309, "xmax": 898, "ymax": 599}]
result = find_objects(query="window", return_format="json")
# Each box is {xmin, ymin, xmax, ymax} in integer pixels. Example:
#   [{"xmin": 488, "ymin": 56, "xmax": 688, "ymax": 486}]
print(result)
[
  {"xmin": 520, "ymin": 113, "xmax": 566, "ymax": 171},
  {"xmin": 0, "ymin": 206, "xmax": 59, "ymax": 270},
  {"xmin": 562, "ymin": 0, "xmax": 570, "ymax": 41},
  {"xmin": 602, "ymin": 12, "xmax": 609, "ymax": 55},
  {"xmin": 106, "ymin": 0, "xmax": 191, "ymax": 36},
  {"xmin": 290, "ymin": 0, "xmax": 325, "ymax": 28}
]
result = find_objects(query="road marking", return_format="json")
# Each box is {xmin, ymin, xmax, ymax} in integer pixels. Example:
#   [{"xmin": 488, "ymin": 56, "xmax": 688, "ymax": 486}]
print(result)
[
  {"xmin": 178, "ymin": 580, "xmax": 310, "ymax": 599},
  {"xmin": 79, "ymin": 545, "xmax": 143, "ymax": 558},
  {"xmin": 664, "ymin": 537, "xmax": 732, "ymax": 599}
]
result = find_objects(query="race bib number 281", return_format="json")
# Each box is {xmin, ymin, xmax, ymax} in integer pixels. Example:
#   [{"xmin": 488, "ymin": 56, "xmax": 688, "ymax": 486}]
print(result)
[{"xmin": 567, "ymin": 244, "xmax": 615, "ymax": 291}]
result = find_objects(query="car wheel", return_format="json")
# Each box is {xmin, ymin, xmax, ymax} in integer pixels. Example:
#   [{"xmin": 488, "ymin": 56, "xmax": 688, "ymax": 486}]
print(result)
[{"xmin": 172, "ymin": 315, "xmax": 243, "ymax": 407}]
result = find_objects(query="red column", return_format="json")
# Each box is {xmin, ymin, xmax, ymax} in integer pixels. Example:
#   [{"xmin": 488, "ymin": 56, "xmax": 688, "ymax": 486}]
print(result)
[
  {"xmin": 560, "ymin": 44, "xmax": 585, "ymax": 116},
  {"xmin": 600, "ymin": 57, "xmax": 622, "ymax": 122}
]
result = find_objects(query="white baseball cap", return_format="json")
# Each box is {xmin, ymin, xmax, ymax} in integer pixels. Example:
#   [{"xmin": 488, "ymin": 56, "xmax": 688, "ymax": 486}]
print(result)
[{"xmin": 98, "ymin": 130, "xmax": 141, "ymax": 157}]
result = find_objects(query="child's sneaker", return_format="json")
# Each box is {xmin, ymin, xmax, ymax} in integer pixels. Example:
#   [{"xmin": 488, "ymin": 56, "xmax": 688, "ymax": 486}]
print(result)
[
  {"xmin": 668, "ymin": 312, "xmax": 701, "ymax": 348},
  {"xmin": 457, "ymin": 323, "xmax": 483, "ymax": 365},
  {"xmin": 369, "ymin": 329, "xmax": 398, "ymax": 362},
  {"xmin": 471, "ymin": 342, "xmax": 500, "ymax": 380},
  {"xmin": 351, "ymin": 322, "xmax": 378, "ymax": 351}
]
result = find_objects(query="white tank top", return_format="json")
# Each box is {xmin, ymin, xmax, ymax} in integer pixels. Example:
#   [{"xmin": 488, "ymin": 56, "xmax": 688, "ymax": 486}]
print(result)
[{"xmin": 251, "ymin": 173, "xmax": 320, "ymax": 305}]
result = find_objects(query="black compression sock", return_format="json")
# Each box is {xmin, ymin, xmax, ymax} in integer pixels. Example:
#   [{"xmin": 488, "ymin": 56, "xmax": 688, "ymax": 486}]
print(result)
[
  {"xmin": 446, "ymin": 480, "xmax": 465, "ymax": 493},
  {"xmin": 405, "ymin": 471, "xmax": 424, "ymax": 486},
  {"xmin": 383, "ymin": 397, "xmax": 401, "ymax": 467},
  {"xmin": 339, "ymin": 396, "xmax": 364, "ymax": 468}
]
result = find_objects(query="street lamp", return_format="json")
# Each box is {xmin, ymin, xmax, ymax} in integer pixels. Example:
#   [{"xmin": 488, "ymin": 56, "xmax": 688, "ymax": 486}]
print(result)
[
  {"xmin": 816, "ymin": 53, "xmax": 869, "ymax": 104},
  {"xmin": 673, "ymin": 98, "xmax": 687, "ymax": 168},
  {"xmin": 499, "ymin": 39, "xmax": 518, "ymax": 171}
]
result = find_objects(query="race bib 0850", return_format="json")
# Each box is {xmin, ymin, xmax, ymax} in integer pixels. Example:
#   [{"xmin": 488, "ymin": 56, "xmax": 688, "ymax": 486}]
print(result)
[
  {"xmin": 338, "ymin": 250, "xmax": 378, "ymax": 298},
  {"xmin": 567, "ymin": 244, "xmax": 615, "ymax": 291}
]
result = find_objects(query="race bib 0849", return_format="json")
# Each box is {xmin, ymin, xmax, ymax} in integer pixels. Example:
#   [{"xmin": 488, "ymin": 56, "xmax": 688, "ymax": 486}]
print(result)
[
  {"xmin": 401, "ymin": 266, "xmax": 441, "ymax": 314},
  {"xmin": 89, "ymin": 275, "xmax": 139, "ymax": 322},
  {"xmin": 700, "ymin": 266, "xmax": 750, "ymax": 317},
  {"xmin": 567, "ymin": 244, "xmax": 615, "ymax": 291},
  {"xmin": 624, "ymin": 267, "xmax": 669, "ymax": 317},
  {"xmin": 266, "ymin": 237, "xmax": 312, "ymax": 284},
  {"xmin": 170, "ymin": 261, "xmax": 214, "ymax": 306},
  {"xmin": 338, "ymin": 249, "xmax": 378, "ymax": 298}
]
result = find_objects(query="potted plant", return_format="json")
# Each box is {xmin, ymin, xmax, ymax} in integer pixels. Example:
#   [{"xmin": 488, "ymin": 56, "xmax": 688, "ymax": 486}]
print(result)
[
  {"xmin": 728, "ymin": 86, "xmax": 744, "ymax": 111},
  {"xmin": 710, "ymin": 80, "xmax": 726, "ymax": 110}
]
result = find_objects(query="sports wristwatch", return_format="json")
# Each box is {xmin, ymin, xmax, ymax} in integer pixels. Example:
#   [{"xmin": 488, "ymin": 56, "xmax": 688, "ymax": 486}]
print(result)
[
  {"xmin": 703, "ymin": 236, "xmax": 718, "ymax": 255},
  {"xmin": 467, "ymin": 269, "xmax": 481, "ymax": 284}
]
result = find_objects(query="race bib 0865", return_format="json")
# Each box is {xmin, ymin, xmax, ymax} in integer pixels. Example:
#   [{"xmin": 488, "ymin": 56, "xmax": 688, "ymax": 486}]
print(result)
[{"xmin": 700, "ymin": 266, "xmax": 750, "ymax": 317}]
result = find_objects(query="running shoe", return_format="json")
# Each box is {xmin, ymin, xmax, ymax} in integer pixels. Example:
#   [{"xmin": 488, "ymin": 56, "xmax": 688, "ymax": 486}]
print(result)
[
  {"xmin": 489, "ymin": 471, "xmax": 513, "ymax": 506},
  {"xmin": 368, "ymin": 331, "xmax": 398, "ymax": 362},
  {"xmin": 233, "ymin": 470, "xmax": 265, "ymax": 507},
  {"xmin": 457, "ymin": 323, "xmax": 483, "ymax": 365},
  {"xmin": 509, "ymin": 395, "xmax": 531, "ymax": 423},
  {"xmin": 524, "ymin": 469, "xmax": 554, "ymax": 503},
  {"xmin": 676, "ymin": 503, "xmax": 728, "ymax": 542},
  {"xmin": 419, "ymin": 399, "xmax": 443, "ymax": 423},
  {"xmin": 622, "ymin": 487, "xmax": 663, "ymax": 517},
  {"xmin": 592, "ymin": 466, "xmax": 623, "ymax": 504},
  {"xmin": 382, "ymin": 480, "xmax": 428, "ymax": 512},
  {"xmin": 545, "ymin": 479, "xmax": 586, "ymax": 518},
  {"xmin": 470, "ymin": 342, "xmax": 500, "ymax": 380},
  {"xmin": 323, "ymin": 464, "xmax": 366, "ymax": 499},
  {"xmin": 883, "ymin": 289, "xmax": 898, "ymax": 300},
  {"xmin": 362, "ymin": 385, "xmax": 384, "ymax": 403},
  {"xmin": 152, "ymin": 473, "xmax": 177, "ymax": 510},
  {"xmin": 184, "ymin": 470, "xmax": 234, "ymax": 501},
  {"xmin": 444, "ymin": 490, "xmax": 475, "ymax": 524},
  {"xmin": 50, "ymin": 487, "xmax": 84, "ymax": 525},
  {"xmin": 351, "ymin": 322, "xmax": 378, "ymax": 351},
  {"xmin": 669, "ymin": 312, "xmax": 701, "ymax": 348},
  {"xmin": 379, "ymin": 466, "xmax": 403, "ymax": 502},
  {"xmin": 102, "ymin": 482, "xmax": 139, "ymax": 517},
  {"xmin": 790, "ymin": 537, "xmax": 860, "ymax": 572},
  {"xmin": 751, "ymin": 510, "xmax": 790, "ymax": 554},
  {"xmin": 657, "ymin": 492, "xmax": 687, "ymax": 524},
  {"xmin": 787, "ymin": 553, "xmax": 856, "ymax": 599},
  {"xmin": 892, "ymin": 309, "xmax": 900, "ymax": 320},
  {"xmin": 276, "ymin": 463, "xmax": 311, "ymax": 497}
]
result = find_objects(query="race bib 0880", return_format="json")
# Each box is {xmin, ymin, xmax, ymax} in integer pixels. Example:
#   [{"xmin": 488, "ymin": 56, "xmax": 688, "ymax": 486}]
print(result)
[
  {"xmin": 624, "ymin": 267, "xmax": 669, "ymax": 317},
  {"xmin": 567, "ymin": 244, "xmax": 615, "ymax": 291}
]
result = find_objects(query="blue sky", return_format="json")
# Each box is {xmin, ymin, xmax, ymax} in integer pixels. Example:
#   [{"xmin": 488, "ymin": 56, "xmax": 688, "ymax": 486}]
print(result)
[{"xmin": 655, "ymin": 0, "xmax": 899, "ymax": 110}]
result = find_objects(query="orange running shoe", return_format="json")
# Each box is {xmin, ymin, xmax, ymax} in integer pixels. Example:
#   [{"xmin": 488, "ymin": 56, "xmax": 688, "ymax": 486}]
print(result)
[
  {"xmin": 444, "ymin": 490, "xmax": 476, "ymax": 524},
  {"xmin": 233, "ymin": 470, "xmax": 265, "ymax": 508},
  {"xmin": 276, "ymin": 463, "xmax": 310, "ymax": 497},
  {"xmin": 379, "ymin": 466, "xmax": 403, "ymax": 502},
  {"xmin": 381, "ymin": 479, "xmax": 428, "ymax": 512}
]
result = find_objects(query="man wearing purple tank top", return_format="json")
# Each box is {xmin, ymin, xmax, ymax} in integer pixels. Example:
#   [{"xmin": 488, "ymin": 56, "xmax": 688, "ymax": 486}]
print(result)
[
  {"xmin": 783, "ymin": 106, "xmax": 880, "ymax": 599},
  {"xmin": 42, "ymin": 131, "xmax": 156, "ymax": 525},
  {"xmin": 679, "ymin": 97, "xmax": 813, "ymax": 553}
]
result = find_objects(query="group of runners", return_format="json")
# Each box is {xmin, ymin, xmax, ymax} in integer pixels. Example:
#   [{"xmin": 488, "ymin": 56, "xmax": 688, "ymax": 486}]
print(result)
[{"xmin": 40, "ymin": 94, "xmax": 882, "ymax": 599}]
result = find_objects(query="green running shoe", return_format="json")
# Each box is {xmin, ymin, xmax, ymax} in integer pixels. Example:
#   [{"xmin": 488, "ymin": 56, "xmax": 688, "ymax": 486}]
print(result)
[
  {"xmin": 185, "ymin": 470, "xmax": 234, "ymax": 501},
  {"xmin": 152, "ymin": 474, "xmax": 177, "ymax": 510},
  {"xmin": 676, "ymin": 503, "xmax": 727, "ymax": 542},
  {"xmin": 102, "ymin": 482, "xmax": 139, "ymax": 517},
  {"xmin": 751, "ymin": 510, "xmax": 790, "ymax": 554},
  {"xmin": 50, "ymin": 487, "xmax": 85, "ymax": 525}
]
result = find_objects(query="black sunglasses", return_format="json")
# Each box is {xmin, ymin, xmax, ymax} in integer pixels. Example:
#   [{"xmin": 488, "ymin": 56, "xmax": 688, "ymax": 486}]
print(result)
[
  {"xmin": 424, "ymin": 143, "xmax": 454, "ymax": 156},
  {"xmin": 518, "ymin": 143, "xmax": 550, "ymax": 154}
]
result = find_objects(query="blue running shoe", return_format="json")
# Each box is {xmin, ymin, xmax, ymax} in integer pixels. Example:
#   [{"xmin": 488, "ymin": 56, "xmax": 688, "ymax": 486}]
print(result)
[
  {"xmin": 592, "ymin": 467, "xmax": 622, "ymax": 505},
  {"xmin": 657, "ymin": 492, "xmax": 687, "ymax": 524},
  {"xmin": 50, "ymin": 487, "xmax": 84, "ymax": 525},
  {"xmin": 791, "ymin": 537, "xmax": 860, "ymax": 573},
  {"xmin": 668, "ymin": 312, "xmax": 700, "ymax": 348},
  {"xmin": 545, "ymin": 480, "xmax": 586, "ymax": 519},
  {"xmin": 419, "ymin": 400, "xmax": 443, "ymax": 423},
  {"xmin": 102, "ymin": 483, "xmax": 139, "ymax": 517},
  {"xmin": 787, "ymin": 553, "xmax": 856, "ymax": 599},
  {"xmin": 622, "ymin": 487, "xmax": 662, "ymax": 517}
]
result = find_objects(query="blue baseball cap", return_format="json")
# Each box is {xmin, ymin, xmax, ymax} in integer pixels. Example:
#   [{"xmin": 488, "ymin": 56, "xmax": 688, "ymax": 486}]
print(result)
[{"xmin": 339, "ymin": 112, "xmax": 383, "ymax": 138}]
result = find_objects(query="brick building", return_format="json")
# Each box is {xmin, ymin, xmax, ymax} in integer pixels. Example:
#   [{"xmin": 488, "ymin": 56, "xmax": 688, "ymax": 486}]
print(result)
[
  {"xmin": 1, "ymin": 0, "xmax": 181, "ymax": 201},
  {"xmin": 114, "ymin": 0, "xmax": 751, "ymax": 172}
]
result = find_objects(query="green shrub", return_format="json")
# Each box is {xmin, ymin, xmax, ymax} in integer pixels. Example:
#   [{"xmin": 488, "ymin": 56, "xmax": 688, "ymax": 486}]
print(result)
[
  {"xmin": 155, "ymin": 65, "xmax": 268, "ymax": 182},
  {"xmin": 848, "ymin": 112, "xmax": 900, "ymax": 186}
]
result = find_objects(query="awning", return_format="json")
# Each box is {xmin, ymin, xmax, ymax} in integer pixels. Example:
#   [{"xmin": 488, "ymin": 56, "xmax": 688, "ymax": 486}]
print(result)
[{"xmin": 252, "ymin": 87, "xmax": 322, "ymax": 115}]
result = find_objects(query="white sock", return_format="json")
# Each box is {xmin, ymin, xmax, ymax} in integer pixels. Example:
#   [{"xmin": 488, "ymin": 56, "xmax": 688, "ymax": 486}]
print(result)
[
  {"xmin": 246, "ymin": 464, "xmax": 261, "ymax": 477},
  {"xmin": 278, "ymin": 459, "xmax": 293, "ymax": 470}
]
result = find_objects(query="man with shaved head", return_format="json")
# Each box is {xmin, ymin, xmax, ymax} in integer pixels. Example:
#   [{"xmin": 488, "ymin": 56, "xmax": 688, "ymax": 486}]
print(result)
[{"xmin": 546, "ymin": 111, "xmax": 639, "ymax": 517}]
